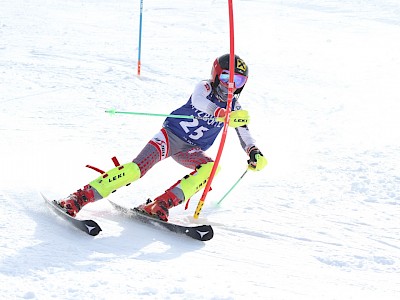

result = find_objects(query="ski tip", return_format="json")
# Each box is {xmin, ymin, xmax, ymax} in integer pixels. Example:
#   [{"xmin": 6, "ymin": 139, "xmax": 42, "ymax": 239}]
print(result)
[
  {"xmin": 194, "ymin": 225, "xmax": 214, "ymax": 241},
  {"xmin": 83, "ymin": 220, "xmax": 102, "ymax": 236},
  {"xmin": 43, "ymin": 192, "xmax": 102, "ymax": 236}
]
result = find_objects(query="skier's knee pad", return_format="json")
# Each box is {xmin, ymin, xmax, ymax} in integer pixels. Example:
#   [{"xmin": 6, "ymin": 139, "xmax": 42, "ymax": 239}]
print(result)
[
  {"xmin": 89, "ymin": 162, "xmax": 141, "ymax": 198},
  {"xmin": 179, "ymin": 162, "xmax": 220, "ymax": 201}
]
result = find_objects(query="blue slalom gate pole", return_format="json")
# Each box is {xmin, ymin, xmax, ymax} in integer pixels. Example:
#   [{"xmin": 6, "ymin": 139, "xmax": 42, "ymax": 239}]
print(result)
[{"xmin": 137, "ymin": 0, "xmax": 143, "ymax": 75}]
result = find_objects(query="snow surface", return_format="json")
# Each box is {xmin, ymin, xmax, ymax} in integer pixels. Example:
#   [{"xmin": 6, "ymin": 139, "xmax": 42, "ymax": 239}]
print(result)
[{"xmin": 1, "ymin": 0, "xmax": 400, "ymax": 299}]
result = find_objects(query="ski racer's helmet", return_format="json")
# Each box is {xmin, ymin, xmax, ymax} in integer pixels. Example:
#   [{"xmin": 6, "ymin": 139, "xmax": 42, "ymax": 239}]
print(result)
[{"xmin": 210, "ymin": 54, "xmax": 248, "ymax": 101}]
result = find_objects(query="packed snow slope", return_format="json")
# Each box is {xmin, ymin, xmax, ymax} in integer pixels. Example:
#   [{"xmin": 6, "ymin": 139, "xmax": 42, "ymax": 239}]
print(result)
[{"xmin": 1, "ymin": 0, "xmax": 400, "ymax": 299}]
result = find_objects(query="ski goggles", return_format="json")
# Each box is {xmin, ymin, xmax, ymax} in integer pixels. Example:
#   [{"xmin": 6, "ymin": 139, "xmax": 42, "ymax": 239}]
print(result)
[{"xmin": 219, "ymin": 70, "xmax": 247, "ymax": 88}]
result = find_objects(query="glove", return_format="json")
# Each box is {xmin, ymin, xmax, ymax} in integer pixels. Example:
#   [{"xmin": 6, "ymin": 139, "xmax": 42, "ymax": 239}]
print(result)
[
  {"xmin": 247, "ymin": 146, "xmax": 267, "ymax": 171},
  {"xmin": 215, "ymin": 108, "xmax": 250, "ymax": 128}
]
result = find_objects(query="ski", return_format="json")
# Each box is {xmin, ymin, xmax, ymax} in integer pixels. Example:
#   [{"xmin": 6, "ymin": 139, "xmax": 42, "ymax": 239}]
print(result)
[
  {"xmin": 42, "ymin": 193, "xmax": 102, "ymax": 236},
  {"xmin": 109, "ymin": 200, "xmax": 214, "ymax": 241}
]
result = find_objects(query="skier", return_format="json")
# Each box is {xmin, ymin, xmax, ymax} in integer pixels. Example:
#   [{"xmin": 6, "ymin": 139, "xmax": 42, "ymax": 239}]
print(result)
[{"xmin": 58, "ymin": 54, "xmax": 267, "ymax": 221}]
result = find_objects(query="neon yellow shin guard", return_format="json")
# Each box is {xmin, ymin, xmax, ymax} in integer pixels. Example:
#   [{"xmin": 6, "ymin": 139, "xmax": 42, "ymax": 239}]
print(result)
[
  {"xmin": 89, "ymin": 162, "xmax": 141, "ymax": 198},
  {"xmin": 179, "ymin": 162, "xmax": 220, "ymax": 201}
]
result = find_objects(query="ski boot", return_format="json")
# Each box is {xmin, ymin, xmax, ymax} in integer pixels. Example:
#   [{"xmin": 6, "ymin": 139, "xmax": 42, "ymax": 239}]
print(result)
[
  {"xmin": 139, "ymin": 190, "xmax": 182, "ymax": 222},
  {"xmin": 138, "ymin": 162, "xmax": 220, "ymax": 221},
  {"xmin": 58, "ymin": 185, "xmax": 95, "ymax": 217}
]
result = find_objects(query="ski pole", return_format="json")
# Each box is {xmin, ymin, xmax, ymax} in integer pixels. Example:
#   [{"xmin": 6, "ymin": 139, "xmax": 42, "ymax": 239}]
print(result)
[
  {"xmin": 216, "ymin": 169, "xmax": 248, "ymax": 205},
  {"xmin": 105, "ymin": 108, "xmax": 212, "ymax": 120}
]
